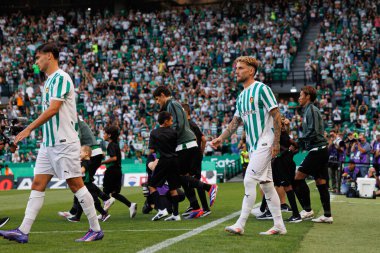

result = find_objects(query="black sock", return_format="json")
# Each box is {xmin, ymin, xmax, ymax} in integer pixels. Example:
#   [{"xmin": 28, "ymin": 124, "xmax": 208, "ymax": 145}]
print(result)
[
  {"xmin": 286, "ymin": 190, "xmax": 300, "ymax": 217},
  {"xmin": 147, "ymin": 194, "xmax": 154, "ymax": 206},
  {"xmin": 112, "ymin": 193, "xmax": 131, "ymax": 207},
  {"xmin": 70, "ymin": 196, "xmax": 79, "ymax": 215},
  {"xmin": 260, "ymin": 196, "xmax": 267, "ymax": 212},
  {"xmin": 181, "ymin": 177, "xmax": 201, "ymax": 210},
  {"xmin": 293, "ymin": 186, "xmax": 305, "ymax": 208},
  {"xmin": 197, "ymin": 187, "xmax": 209, "ymax": 211},
  {"xmin": 317, "ymin": 184, "xmax": 332, "ymax": 217},
  {"xmin": 89, "ymin": 189, "xmax": 107, "ymax": 215},
  {"xmin": 93, "ymin": 184, "xmax": 110, "ymax": 201},
  {"xmin": 171, "ymin": 195, "xmax": 180, "ymax": 216},
  {"xmin": 75, "ymin": 205, "xmax": 83, "ymax": 220},
  {"xmin": 151, "ymin": 191, "xmax": 159, "ymax": 210},
  {"xmin": 293, "ymin": 179, "xmax": 311, "ymax": 211},
  {"xmin": 94, "ymin": 198, "xmax": 107, "ymax": 215},
  {"xmin": 182, "ymin": 184, "xmax": 201, "ymax": 210},
  {"xmin": 158, "ymin": 195, "xmax": 168, "ymax": 211},
  {"xmin": 181, "ymin": 175, "xmax": 211, "ymax": 192}
]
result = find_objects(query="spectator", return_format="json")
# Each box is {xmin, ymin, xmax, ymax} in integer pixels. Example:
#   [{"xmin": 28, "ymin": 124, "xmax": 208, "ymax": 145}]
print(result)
[
  {"xmin": 1, "ymin": 164, "xmax": 13, "ymax": 176},
  {"xmin": 371, "ymin": 134, "xmax": 380, "ymax": 175},
  {"xmin": 327, "ymin": 130, "xmax": 342, "ymax": 193},
  {"xmin": 350, "ymin": 133, "xmax": 371, "ymax": 176},
  {"xmin": 340, "ymin": 160, "xmax": 362, "ymax": 195}
]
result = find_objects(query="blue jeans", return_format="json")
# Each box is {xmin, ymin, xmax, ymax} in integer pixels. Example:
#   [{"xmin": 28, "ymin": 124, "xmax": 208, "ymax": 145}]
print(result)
[
  {"xmin": 358, "ymin": 166, "xmax": 369, "ymax": 177},
  {"xmin": 340, "ymin": 182, "xmax": 350, "ymax": 195}
]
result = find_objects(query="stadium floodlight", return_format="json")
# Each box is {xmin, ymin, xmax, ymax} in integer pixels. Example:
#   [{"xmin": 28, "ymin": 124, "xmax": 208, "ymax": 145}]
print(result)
[{"xmin": 290, "ymin": 86, "xmax": 297, "ymax": 93}]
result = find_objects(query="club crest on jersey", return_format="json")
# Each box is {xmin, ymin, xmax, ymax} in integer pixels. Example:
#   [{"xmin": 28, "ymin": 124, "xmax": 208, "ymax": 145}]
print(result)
[{"xmin": 250, "ymin": 97, "xmax": 254, "ymax": 103}]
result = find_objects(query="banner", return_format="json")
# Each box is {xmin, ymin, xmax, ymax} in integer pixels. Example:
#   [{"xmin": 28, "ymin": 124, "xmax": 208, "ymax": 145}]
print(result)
[
  {"xmin": 12, "ymin": 170, "xmax": 217, "ymax": 190},
  {"xmin": 0, "ymin": 176, "xmax": 14, "ymax": 190}
]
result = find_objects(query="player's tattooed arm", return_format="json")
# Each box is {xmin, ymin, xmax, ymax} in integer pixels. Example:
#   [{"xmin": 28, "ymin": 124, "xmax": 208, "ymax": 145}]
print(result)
[
  {"xmin": 270, "ymin": 107, "xmax": 281, "ymax": 158},
  {"xmin": 220, "ymin": 116, "xmax": 243, "ymax": 141}
]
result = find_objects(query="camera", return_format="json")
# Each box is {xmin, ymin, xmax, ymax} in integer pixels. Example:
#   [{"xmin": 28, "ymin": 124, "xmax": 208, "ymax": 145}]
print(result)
[{"xmin": 0, "ymin": 113, "xmax": 26, "ymax": 147}]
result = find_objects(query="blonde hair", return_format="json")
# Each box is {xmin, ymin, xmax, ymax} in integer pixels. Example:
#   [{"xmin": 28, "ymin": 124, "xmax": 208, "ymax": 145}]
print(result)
[
  {"xmin": 81, "ymin": 145, "xmax": 92, "ymax": 157},
  {"xmin": 234, "ymin": 56, "xmax": 260, "ymax": 75}
]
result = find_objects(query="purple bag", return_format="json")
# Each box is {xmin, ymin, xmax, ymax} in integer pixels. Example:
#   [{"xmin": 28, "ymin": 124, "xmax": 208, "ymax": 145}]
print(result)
[{"xmin": 157, "ymin": 184, "xmax": 169, "ymax": 195}]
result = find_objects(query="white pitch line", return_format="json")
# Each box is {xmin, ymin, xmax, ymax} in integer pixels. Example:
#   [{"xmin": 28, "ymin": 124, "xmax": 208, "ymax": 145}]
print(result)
[
  {"xmin": 138, "ymin": 180, "xmax": 316, "ymax": 253},
  {"xmin": 136, "ymin": 210, "xmax": 242, "ymax": 253},
  {"xmin": 31, "ymin": 228, "xmax": 193, "ymax": 234}
]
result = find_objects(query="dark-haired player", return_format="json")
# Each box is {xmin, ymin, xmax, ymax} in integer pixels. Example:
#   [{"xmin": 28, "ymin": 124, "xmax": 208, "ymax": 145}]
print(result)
[
  {"xmin": 294, "ymin": 86, "xmax": 332, "ymax": 223},
  {"xmin": 102, "ymin": 125, "xmax": 137, "ymax": 218},
  {"xmin": 0, "ymin": 42, "xmax": 103, "ymax": 243}
]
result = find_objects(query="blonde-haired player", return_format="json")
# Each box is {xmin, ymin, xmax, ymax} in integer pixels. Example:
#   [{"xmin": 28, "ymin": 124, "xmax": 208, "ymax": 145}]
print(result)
[{"xmin": 212, "ymin": 56, "xmax": 286, "ymax": 235}]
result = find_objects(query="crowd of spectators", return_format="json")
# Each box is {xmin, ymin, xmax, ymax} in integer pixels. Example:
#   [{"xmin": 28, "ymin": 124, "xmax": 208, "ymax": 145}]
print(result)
[
  {"xmin": 0, "ymin": 2, "xmax": 309, "ymax": 163},
  {"xmin": 0, "ymin": 1, "xmax": 378, "ymax": 169}
]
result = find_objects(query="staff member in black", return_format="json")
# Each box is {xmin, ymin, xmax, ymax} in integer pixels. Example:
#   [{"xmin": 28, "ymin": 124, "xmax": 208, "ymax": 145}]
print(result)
[
  {"xmin": 148, "ymin": 111, "xmax": 182, "ymax": 221},
  {"xmin": 182, "ymin": 104, "xmax": 210, "ymax": 218},
  {"xmin": 294, "ymin": 86, "xmax": 333, "ymax": 223},
  {"xmin": 153, "ymin": 86, "xmax": 218, "ymax": 218}
]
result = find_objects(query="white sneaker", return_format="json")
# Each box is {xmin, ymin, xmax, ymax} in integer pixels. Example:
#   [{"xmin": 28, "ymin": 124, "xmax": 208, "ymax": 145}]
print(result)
[
  {"xmin": 151, "ymin": 209, "xmax": 169, "ymax": 221},
  {"xmin": 164, "ymin": 214, "xmax": 181, "ymax": 221},
  {"xmin": 251, "ymin": 207, "xmax": 265, "ymax": 217},
  {"xmin": 300, "ymin": 210, "xmax": 314, "ymax": 220},
  {"xmin": 104, "ymin": 197, "xmax": 115, "ymax": 211},
  {"xmin": 58, "ymin": 211, "xmax": 74, "ymax": 219},
  {"xmin": 312, "ymin": 215, "xmax": 333, "ymax": 224},
  {"xmin": 129, "ymin": 203, "xmax": 137, "ymax": 218},
  {"xmin": 259, "ymin": 226, "xmax": 287, "ymax": 235},
  {"xmin": 225, "ymin": 224, "xmax": 244, "ymax": 235}
]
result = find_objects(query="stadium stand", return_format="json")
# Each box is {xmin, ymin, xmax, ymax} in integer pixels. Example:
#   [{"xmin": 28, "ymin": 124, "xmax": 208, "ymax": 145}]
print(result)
[{"xmin": 0, "ymin": 0, "xmax": 378, "ymax": 173}]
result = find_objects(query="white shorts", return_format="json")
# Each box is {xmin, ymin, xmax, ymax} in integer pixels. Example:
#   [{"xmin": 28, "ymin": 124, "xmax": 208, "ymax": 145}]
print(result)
[
  {"xmin": 246, "ymin": 147, "xmax": 273, "ymax": 182},
  {"xmin": 34, "ymin": 141, "xmax": 82, "ymax": 180}
]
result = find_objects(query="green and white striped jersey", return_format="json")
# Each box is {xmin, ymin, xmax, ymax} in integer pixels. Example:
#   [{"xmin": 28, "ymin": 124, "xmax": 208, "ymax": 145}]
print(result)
[
  {"xmin": 234, "ymin": 81, "xmax": 278, "ymax": 152},
  {"xmin": 42, "ymin": 69, "xmax": 79, "ymax": 147}
]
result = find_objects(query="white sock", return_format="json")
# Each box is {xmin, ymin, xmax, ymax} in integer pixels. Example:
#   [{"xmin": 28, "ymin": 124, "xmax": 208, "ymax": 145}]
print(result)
[
  {"xmin": 236, "ymin": 178, "xmax": 258, "ymax": 228},
  {"xmin": 19, "ymin": 190, "xmax": 45, "ymax": 234},
  {"xmin": 260, "ymin": 182, "xmax": 285, "ymax": 229},
  {"xmin": 75, "ymin": 186, "xmax": 101, "ymax": 232}
]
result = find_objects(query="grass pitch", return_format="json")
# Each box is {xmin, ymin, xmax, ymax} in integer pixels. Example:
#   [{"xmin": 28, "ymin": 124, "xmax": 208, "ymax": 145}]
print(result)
[{"xmin": 0, "ymin": 182, "xmax": 379, "ymax": 253}]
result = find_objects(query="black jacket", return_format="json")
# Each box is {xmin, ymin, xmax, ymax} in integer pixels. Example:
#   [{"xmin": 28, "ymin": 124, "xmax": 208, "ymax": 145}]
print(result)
[{"xmin": 299, "ymin": 103, "xmax": 328, "ymax": 150}]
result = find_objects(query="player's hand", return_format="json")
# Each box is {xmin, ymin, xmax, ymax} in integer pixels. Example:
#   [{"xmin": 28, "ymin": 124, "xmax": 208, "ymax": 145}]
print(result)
[
  {"xmin": 148, "ymin": 159, "xmax": 159, "ymax": 171},
  {"xmin": 14, "ymin": 128, "xmax": 32, "ymax": 144},
  {"xmin": 271, "ymin": 143, "xmax": 280, "ymax": 158},
  {"xmin": 211, "ymin": 137, "xmax": 222, "ymax": 149}
]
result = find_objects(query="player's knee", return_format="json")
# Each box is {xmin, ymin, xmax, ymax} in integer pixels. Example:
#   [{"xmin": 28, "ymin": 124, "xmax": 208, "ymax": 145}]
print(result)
[
  {"xmin": 294, "ymin": 171, "xmax": 307, "ymax": 180},
  {"xmin": 243, "ymin": 177, "xmax": 257, "ymax": 189},
  {"xmin": 31, "ymin": 181, "xmax": 46, "ymax": 191},
  {"xmin": 66, "ymin": 178, "xmax": 85, "ymax": 193},
  {"xmin": 31, "ymin": 177, "xmax": 50, "ymax": 191},
  {"xmin": 260, "ymin": 181, "xmax": 274, "ymax": 193},
  {"xmin": 315, "ymin": 178, "xmax": 327, "ymax": 185},
  {"xmin": 149, "ymin": 186, "xmax": 156, "ymax": 193}
]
